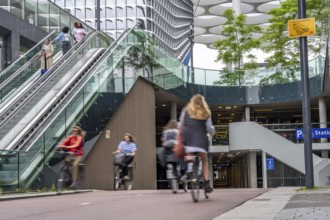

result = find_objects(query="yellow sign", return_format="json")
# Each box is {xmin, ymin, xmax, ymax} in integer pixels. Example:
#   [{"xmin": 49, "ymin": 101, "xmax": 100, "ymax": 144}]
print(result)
[{"xmin": 288, "ymin": 18, "xmax": 316, "ymax": 38}]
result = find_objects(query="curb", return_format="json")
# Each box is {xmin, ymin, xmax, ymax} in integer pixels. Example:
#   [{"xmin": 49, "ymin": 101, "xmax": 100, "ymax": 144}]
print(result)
[{"xmin": 0, "ymin": 190, "xmax": 93, "ymax": 201}]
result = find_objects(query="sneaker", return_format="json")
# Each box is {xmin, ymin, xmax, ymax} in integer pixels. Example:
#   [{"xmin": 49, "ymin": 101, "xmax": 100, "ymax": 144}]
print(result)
[
  {"xmin": 70, "ymin": 180, "xmax": 79, "ymax": 189},
  {"xmin": 205, "ymin": 185, "xmax": 213, "ymax": 193},
  {"xmin": 123, "ymin": 175, "xmax": 130, "ymax": 180}
]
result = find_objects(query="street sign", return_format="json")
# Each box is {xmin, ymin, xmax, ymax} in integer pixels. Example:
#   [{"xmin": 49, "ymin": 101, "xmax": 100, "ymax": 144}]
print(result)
[
  {"xmin": 266, "ymin": 158, "xmax": 274, "ymax": 171},
  {"xmin": 288, "ymin": 17, "xmax": 316, "ymax": 38},
  {"xmin": 296, "ymin": 128, "xmax": 330, "ymax": 139}
]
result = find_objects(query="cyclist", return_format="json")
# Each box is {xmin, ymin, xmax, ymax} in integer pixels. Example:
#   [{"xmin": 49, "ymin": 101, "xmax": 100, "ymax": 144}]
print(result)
[
  {"xmin": 162, "ymin": 120, "xmax": 185, "ymax": 177},
  {"xmin": 179, "ymin": 94, "xmax": 215, "ymax": 193},
  {"xmin": 113, "ymin": 133, "xmax": 137, "ymax": 180},
  {"xmin": 57, "ymin": 125, "xmax": 85, "ymax": 188}
]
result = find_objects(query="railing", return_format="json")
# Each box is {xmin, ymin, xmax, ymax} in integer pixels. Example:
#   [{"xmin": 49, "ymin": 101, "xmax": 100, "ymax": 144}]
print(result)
[
  {"xmin": 0, "ymin": 32, "xmax": 62, "ymax": 106},
  {"xmin": 0, "ymin": 31, "xmax": 58, "ymax": 85},
  {"xmin": 262, "ymin": 122, "xmax": 330, "ymax": 144}
]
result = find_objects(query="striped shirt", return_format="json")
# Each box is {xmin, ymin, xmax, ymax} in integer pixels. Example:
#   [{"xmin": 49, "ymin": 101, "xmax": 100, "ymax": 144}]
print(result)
[{"xmin": 119, "ymin": 141, "xmax": 137, "ymax": 154}]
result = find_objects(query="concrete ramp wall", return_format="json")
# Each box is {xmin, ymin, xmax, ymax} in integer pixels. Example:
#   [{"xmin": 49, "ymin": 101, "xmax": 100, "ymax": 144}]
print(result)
[{"xmin": 229, "ymin": 122, "xmax": 330, "ymax": 186}]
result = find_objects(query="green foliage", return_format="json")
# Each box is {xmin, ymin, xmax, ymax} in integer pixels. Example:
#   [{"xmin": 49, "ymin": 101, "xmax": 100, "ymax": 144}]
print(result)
[
  {"xmin": 261, "ymin": 0, "xmax": 325, "ymax": 84},
  {"xmin": 213, "ymin": 9, "xmax": 262, "ymax": 86}
]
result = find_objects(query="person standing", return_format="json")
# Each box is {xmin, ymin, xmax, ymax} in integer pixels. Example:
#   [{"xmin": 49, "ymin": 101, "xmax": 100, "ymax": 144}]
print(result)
[
  {"xmin": 54, "ymin": 26, "xmax": 72, "ymax": 55},
  {"xmin": 113, "ymin": 133, "xmax": 137, "ymax": 180},
  {"xmin": 72, "ymin": 21, "xmax": 87, "ymax": 44},
  {"xmin": 40, "ymin": 38, "xmax": 54, "ymax": 72},
  {"xmin": 179, "ymin": 94, "xmax": 215, "ymax": 193},
  {"xmin": 57, "ymin": 126, "xmax": 85, "ymax": 188}
]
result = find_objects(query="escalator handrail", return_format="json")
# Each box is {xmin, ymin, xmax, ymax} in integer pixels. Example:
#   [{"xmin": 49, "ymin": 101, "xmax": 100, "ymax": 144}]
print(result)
[
  {"xmin": 0, "ymin": 30, "xmax": 57, "ymax": 81},
  {"xmin": 21, "ymin": 27, "xmax": 136, "ymax": 152},
  {"xmin": 0, "ymin": 32, "xmax": 64, "ymax": 92},
  {"xmin": 0, "ymin": 31, "xmax": 104, "ymax": 128},
  {"xmin": 19, "ymin": 28, "xmax": 133, "ymax": 151}
]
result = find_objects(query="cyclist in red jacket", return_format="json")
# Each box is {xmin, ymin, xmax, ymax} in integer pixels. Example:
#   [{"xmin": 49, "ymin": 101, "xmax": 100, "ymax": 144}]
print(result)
[{"xmin": 58, "ymin": 125, "xmax": 85, "ymax": 188}]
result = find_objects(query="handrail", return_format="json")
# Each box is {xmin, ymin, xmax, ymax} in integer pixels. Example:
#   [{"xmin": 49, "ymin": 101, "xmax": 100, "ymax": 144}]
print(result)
[
  {"xmin": 0, "ymin": 32, "xmax": 61, "ymax": 92},
  {"xmin": 0, "ymin": 30, "xmax": 57, "ymax": 80},
  {"xmin": 22, "ymin": 27, "xmax": 135, "ymax": 152},
  {"xmin": 0, "ymin": 31, "xmax": 101, "ymax": 128}
]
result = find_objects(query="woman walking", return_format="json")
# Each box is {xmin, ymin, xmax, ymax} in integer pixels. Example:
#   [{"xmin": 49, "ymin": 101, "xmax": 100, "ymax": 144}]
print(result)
[{"xmin": 179, "ymin": 94, "xmax": 215, "ymax": 193}]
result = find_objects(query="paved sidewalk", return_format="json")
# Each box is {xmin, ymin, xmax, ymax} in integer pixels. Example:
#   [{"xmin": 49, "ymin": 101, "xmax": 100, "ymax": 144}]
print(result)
[
  {"xmin": 214, "ymin": 187, "xmax": 330, "ymax": 220},
  {"xmin": 275, "ymin": 188, "xmax": 330, "ymax": 220},
  {"xmin": 213, "ymin": 187, "xmax": 298, "ymax": 220}
]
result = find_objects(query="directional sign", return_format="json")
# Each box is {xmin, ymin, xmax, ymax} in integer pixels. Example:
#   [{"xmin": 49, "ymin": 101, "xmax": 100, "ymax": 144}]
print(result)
[
  {"xmin": 288, "ymin": 17, "xmax": 316, "ymax": 38},
  {"xmin": 296, "ymin": 128, "xmax": 330, "ymax": 140},
  {"xmin": 266, "ymin": 158, "xmax": 274, "ymax": 171}
]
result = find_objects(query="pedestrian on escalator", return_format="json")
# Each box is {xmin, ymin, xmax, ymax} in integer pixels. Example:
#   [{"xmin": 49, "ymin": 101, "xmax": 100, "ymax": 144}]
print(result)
[
  {"xmin": 72, "ymin": 21, "xmax": 87, "ymax": 44},
  {"xmin": 54, "ymin": 26, "xmax": 72, "ymax": 55},
  {"xmin": 40, "ymin": 38, "xmax": 54, "ymax": 74},
  {"xmin": 57, "ymin": 125, "xmax": 85, "ymax": 188}
]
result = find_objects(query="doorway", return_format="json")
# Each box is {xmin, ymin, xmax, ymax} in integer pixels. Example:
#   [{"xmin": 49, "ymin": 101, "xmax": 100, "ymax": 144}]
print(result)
[{"xmin": 212, "ymin": 152, "xmax": 248, "ymax": 188}]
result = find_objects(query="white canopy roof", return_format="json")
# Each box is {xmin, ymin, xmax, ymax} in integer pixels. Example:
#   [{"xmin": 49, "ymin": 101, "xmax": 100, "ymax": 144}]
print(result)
[{"xmin": 193, "ymin": 0, "xmax": 281, "ymax": 48}]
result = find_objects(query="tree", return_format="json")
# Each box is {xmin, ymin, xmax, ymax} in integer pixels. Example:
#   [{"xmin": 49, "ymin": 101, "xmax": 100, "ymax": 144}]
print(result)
[
  {"xmin": 213, "ymin": 9, "xmax": 262, "ymax": 86},
  {"xmin": 261, "ymin": 0, "xmax": 325, "ymax": 84}
]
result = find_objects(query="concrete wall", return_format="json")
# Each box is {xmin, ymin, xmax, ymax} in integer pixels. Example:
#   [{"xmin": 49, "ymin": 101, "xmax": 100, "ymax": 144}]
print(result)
[
  {"xmin": 0, "ymin": 8, "xmax": 47, "ymax": 64},
  {"xmin": 83, "ymin": 78, "xmax": 157, "ymax": 190},
  {"xmin": 229, "ymin": 122, "xmax": 330, "ymax": 186}
]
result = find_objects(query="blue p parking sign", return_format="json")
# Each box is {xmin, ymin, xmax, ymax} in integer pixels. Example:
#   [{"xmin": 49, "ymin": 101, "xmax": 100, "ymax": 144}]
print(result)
[{"xmin": 266, "ymin": 158, "xmax": 274, "ymax": 171}]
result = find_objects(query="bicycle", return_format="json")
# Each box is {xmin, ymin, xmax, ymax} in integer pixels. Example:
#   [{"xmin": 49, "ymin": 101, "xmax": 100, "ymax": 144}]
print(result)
[
  {"xmin": 185, "ymin": 154, "xmax": 209, "ymax": 202},
  {"xmin": 56, "ymin": 150, "xmax": 84, "ymax": 193},
  {"xmin": 166, "ymin": 162, "xmax": 188, "ymax": 194},
  {"xmin": 113, "ymin": 153, "xmax": 133, "ymax": 190}
]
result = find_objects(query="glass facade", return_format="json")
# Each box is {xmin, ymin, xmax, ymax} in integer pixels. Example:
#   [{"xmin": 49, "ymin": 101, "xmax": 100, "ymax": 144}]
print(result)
[{"xmin": 0, "ymin": 0, "xmax": 94, "ymax": 33}]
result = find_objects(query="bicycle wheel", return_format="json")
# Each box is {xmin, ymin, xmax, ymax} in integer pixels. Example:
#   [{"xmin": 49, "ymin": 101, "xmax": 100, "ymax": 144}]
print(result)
[
  {"xmin": 190, "ymin": 162, "xmax": 200, "ymax": 202},
  {"xmin": 57, "ymin": 167, "xmax": 71, "ymax": 193},
  {"xmin": 124, "ymin": 167, "xmax": 133, "ymax": 190},
  {"xmin": 171, "ymin": 179, "xmax": 178, "ymax": 194},
  {"xmin": 114, "ymin": 167, "xmax": 121, "ymax": 190}
]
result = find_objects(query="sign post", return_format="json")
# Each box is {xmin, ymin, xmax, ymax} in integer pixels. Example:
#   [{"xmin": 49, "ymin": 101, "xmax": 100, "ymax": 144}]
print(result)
[{"xmin": 289, "ymin": 0, "xmax": 314, "ymax": 189}]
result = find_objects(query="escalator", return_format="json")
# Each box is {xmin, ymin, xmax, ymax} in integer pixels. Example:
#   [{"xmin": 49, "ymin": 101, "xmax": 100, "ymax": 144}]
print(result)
[
  {"xmin": 0, "ymin": 31, "xmax": 60, "ymax": 105},
  {"xmin": 0, "ymin": 30, "xmax": 115, "ymax": 190},
  {"xmin": 0, "ymin": 25, "xmax": 179, "ymax": 190}
]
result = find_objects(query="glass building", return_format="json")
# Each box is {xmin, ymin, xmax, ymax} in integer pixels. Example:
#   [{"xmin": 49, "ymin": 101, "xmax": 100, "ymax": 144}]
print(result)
[{"xmin": 51, "ymin": 0, "xmax": 194, "ymax": 59}]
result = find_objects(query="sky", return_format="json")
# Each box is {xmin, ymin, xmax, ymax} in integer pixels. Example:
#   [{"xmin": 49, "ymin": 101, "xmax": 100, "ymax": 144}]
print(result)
[{"xmin": 193, "ymin": 44, "xmax": 268, "ymax": 70}]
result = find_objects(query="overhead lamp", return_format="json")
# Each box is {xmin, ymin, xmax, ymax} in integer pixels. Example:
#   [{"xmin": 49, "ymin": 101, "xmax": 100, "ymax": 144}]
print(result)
[
  {"xmin": 218, "ymin": 106, "xmax": 223, "ymax": 109},
  {"xmin": 225, "ymin": 106, "xmax": 231, "ymax": 110},
  {"xmin": 230, "ymin": 113, "xmax": 235, "ymax": 116},
  {"xmin": 233, "ymin": 106, "xmax": 238, "ymax": 108},
  {"xmin": 162, "ymin": 104, "xmax": 167, "ymax": 107}
]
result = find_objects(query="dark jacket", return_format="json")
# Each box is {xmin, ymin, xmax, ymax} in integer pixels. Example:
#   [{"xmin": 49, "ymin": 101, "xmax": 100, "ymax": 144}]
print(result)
[
  {"xmin": 180, "ymin": 110, "xmax": 215, "ymax": 152},
  {"xmin": 162, "ymin": 128, "xmax": 179, "ymax": 163}
]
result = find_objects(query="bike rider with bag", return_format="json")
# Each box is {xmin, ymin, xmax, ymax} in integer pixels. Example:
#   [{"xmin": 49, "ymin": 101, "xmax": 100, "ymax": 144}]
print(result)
[{"xmin": 113, "ymin": 133, "xmax": 137, "ymax": 180}]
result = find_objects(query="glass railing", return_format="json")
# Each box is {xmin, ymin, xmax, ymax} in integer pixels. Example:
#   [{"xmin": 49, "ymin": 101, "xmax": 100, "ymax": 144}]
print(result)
[
  {"xmin": 0, "ymin": 31, "xmax": 58, "ymax": 86},
  {"xmin": 0, "ymin": 33, "xmax": 62, "ymax": 106},
  {"xmin": 189, "ymin": 55, "xmax": 325, "ymax": 87},
  {"xmin": 0, "ymin": 0, "xmax": 94, "ymax": 33},
  {"xmin": 0, "ymin": 32, "xmax": 111, "ymax": 152}
]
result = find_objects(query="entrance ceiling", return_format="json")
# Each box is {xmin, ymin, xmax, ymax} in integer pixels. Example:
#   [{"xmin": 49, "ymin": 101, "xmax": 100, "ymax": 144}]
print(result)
[{"xmin": 192, "ymin": 0, "xmax": 281, "ymax": 49}]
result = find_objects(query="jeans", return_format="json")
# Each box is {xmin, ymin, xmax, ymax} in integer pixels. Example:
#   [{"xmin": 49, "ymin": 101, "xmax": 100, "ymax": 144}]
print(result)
[
  {"xmin": 122, "ymin": 156, "xmax": 134, "ymax": 176},
  {"xmin": 62, "ymin": 41, "xmax": 71, "ymax": 55}
]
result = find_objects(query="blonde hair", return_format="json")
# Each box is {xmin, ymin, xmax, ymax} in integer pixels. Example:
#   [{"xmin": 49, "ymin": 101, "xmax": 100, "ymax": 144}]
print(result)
[
  {"xmin": 186, "ymin": 94, "xmax": 211, "ymax": 120},
  {"xmin": 72, "ymin": 125, "xmax": 86, "ymax": 137}
]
